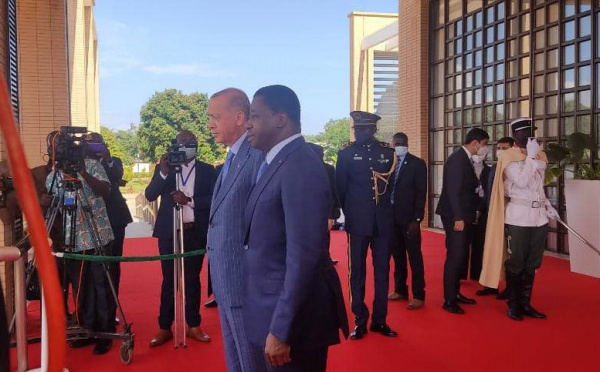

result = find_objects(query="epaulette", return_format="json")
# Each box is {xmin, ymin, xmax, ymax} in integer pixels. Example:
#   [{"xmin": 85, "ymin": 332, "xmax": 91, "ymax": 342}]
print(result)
[
  {"xmin": 378, "ymin": 141, "xmax": 394, "ymax": 149},
  {"xmin": 340, "ymin": 141, "xmax": 355, "ymax": 150}
]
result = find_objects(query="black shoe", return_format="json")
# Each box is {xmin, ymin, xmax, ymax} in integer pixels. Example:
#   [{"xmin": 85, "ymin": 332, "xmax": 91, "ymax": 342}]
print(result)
[
  {"xmin": 93, "ymin": 339, "xmax": 113, "ymax": 355},
  {"xmin": 350, "ymin": 325, "xmax": 367, "ymax": 340},
  {"xmin": 69, "ymin": 338, "xmax": 97, "ymax": 348},
  {"xmin": 204, "ymin": 299, "xmax": 218, "ymax": 308},
  {"xmin": 369, "ymin": 323, "xmax": 398, "ymax": 337},
  {"xmin": 442, "ymin": 301, "xmax": 465, "ymax": 314},
  {"xmin": 476, "ymin": 287, "xmax": 499, "ymax": 296},
  {"xmin": 520, "ymin": 272, "xmax": 547, "ymax": 319},
  {"xmin": 521, "ymin": 305, "xmax": 547, "ymax": 319},
  {"xmin": 456, "ymin": 293, "xmax": 477, "ymax": 305},
  {"xmin": 496, "ymin": 289, "xmax": 508, "ymax": 300},
  {"xmin": 507, "ymin": 306, "xmax": 523, "ymax": 321}
]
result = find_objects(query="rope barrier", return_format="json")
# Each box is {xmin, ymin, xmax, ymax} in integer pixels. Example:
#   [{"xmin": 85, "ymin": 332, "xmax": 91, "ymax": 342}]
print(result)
[{"xmin": 55, "ymin": 249, "xmax": 206, "ymax": 262}]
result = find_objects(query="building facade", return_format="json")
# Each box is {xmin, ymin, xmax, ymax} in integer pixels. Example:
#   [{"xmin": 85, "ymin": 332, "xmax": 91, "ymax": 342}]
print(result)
[{"xmin": 349, "ymin": 1, "xmax": 600, "ymax": 254}]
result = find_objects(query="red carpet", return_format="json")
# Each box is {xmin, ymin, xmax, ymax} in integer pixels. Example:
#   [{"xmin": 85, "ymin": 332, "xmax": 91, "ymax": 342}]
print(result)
[{"xmin": 11, "ymin": 230, "xmax": 600, "ymax": 371}]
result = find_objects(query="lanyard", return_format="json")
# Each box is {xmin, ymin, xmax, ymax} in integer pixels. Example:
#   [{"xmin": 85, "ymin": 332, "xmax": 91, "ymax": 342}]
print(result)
[{"xmin": 181, "ymin": 162, "xmax": 196, "ymax": 187}]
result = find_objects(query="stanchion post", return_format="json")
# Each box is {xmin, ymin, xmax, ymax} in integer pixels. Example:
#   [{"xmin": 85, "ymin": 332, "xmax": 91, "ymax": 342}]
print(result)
[{"xmin": 14, "ymin": 255, "xmax": 28, "ymax": 372}]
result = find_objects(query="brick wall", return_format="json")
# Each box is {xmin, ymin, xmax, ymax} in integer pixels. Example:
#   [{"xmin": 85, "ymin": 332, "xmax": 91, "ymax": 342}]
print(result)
[{"xmin": 398, "ymin": 0, "xmax": 430, "ymax": 224}]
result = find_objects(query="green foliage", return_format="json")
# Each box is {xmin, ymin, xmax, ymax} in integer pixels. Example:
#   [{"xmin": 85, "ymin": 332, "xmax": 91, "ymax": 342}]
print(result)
[
  {"xmin": 137, "ymin": 89, "xmax": 225, "ymax": 164},
  {"xmin": 306, "ymin": 118, "xmax": 350, "ymax": 164},
  {"xmin": 545, "ymin": 132, "xmax": 600, "ymax": 184}
]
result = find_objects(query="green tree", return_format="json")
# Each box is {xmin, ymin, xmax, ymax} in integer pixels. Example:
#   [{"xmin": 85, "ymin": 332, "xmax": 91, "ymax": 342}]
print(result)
[
  {"xmin": 100, "ymin": 126, "xmax": 133, "ymax": 181},
  {"xmin": 307, "ymin": 118, "xmax": 350, "ymax": 164},
  {"xmin": 115, "ymin": 124, "xmax": 140, "ymax": 165},
  {"xmin": 137, "ymin": 89, "xmax": 225, "ymax": 164}
]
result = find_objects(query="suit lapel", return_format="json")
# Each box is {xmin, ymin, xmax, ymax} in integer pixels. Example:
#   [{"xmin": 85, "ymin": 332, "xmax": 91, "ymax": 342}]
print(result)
[
  {"xmin": 210, "ymin": 139, "xmax": 251, "ymax": 220},
  {"xmin": 244, "ymin": 137, "xmax": 305, "ymax": 240}
]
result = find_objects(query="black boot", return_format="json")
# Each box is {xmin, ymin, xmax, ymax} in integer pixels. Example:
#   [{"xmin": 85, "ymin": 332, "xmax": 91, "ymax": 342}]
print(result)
[
  {"xmin": 520, "ymin": 272, "xmax": 547, "ymax": 319},
  {"xmin": 505, "ymin": 271, "xmax": 523, "ymax": 321}
]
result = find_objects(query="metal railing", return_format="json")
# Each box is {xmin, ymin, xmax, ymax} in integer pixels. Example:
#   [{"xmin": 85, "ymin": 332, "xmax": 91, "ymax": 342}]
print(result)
[{"xmin": 135, "ymin": 193, "xmax": 158, "ymax": 228}]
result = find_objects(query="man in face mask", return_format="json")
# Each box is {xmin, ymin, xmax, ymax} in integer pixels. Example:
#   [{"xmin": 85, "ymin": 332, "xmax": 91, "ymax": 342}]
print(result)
[
  {"xmin": 480, "ymin": 118, "xmax": 558, "ymax": 321},
  {"xmin": 387, "ymin": 133, "xmax": 427, "ymax": 311},
  {"xmin": 436, "ymin": 128, "xmax": 490, "ymax": 315},
  {"xmin": 336, "ymin": 111, "xmax": 398, "ymax": 339},
  {"xmin": 145, "ymin": 130, "xmax": 217, "ymax": 347}
]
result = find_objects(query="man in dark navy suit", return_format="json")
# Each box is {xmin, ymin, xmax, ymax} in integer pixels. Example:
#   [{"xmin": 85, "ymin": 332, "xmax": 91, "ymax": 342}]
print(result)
[
  {"xmin": 387, "ymin": 133, "xmax": 427, "ymax": 310},
  {"xmin": 336, "ymin": 111, "xmax": 397, "ymax": 340},
  {"xmin": 145, "ymin": 130, "xmax": 216, "ymax": 346},
  {"xmin": 243, "ymin": 85, "xmax": 348, "ymax": 372},
  {"xmin": 435, "ymin": 128, "xmax": 489, "ymax": 315}
]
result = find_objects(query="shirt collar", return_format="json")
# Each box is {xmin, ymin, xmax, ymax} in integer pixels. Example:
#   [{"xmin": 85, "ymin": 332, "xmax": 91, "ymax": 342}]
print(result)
[
  {"xmin": 462, "ymin": 146, "xmax": 473, "ymax": 160},
  {"xmin": 182, "ymin": 158, "xmax": 196, "ymax": 170},
  {"xmin": 229, "ymin": 131, "xmax": 248, "ymax": 155},
  {"xmin": 265, "ymin": 133, "xmax": 303, "ymax": 164}
]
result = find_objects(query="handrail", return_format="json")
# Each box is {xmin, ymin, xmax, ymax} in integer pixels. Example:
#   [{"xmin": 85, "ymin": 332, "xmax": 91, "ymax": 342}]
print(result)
[{"xmin": 135, "ymin": 192, "xmax": 158, "ymax": 227}]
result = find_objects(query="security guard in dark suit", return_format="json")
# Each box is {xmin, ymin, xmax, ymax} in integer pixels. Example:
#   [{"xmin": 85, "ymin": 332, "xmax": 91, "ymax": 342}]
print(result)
[{"xmin": 336, "ymin": 111, "xmax": 398, "ymax": 340}]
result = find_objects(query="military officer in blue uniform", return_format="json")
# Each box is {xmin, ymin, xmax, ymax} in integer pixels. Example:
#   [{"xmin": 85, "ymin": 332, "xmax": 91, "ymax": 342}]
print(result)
[{"xmin": 336, "ymin": 111, "xmax": 398, "ymax": 340}]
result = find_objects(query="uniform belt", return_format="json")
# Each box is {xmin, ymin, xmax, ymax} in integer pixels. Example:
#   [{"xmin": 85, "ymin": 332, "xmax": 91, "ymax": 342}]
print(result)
[
  {"xmin": 182, "ymin": 222, "xmax": 195, "ymax": 229},
  {"xmin": 508, "ymin": 198, "xmax": 546, "ymax": 208}
]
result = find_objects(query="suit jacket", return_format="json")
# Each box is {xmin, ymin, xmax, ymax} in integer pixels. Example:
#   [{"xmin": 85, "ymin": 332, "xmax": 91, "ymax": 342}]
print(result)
[
  {"xmin": 336, "ymin": 140, "xmax": 396, "ymax": 236},
  {"xmin": 243, "ymin": 137, "xmax": 349, "ymax": 349},
  {"xmin": 324, "ymin": 162, "xmax": 341, "ymax": 220},
  {"xmin": 435, "ymin": 148, "xmax": 479, "ymax": 224},
  {"xmin": 145, "ymin": 159, "xmax": 216, "ymax": 244},
  {"xmin": 102, "ymin": 157, "xmax": 133, "ymax": 228},
  {"xmin": 391, "ymin": 152, "xmax": 427, "ymax": 227},
  {"xmin": 207, "ymin": 138, "xmax": 263, "ymax": 308},
  {"xmin": 478, "ymin": 163, "xmax": 492, "ymax": 214}
]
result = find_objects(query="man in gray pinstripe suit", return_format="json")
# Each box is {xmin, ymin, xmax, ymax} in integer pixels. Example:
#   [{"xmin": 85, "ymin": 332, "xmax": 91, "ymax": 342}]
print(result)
[{"xmin": 207, "ymin": 88, "xmax": 266, "ymax": 372}]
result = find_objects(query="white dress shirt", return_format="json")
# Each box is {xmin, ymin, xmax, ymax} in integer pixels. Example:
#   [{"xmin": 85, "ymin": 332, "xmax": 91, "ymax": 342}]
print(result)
[
  {"xmin": 160, "ymin": 159, "xmax": 197, "ymax": 223},
  {"xmin": 504, "ymin": 157, "xmax": 549, "ymax": 227},
  {"xmin": 265, "ymin": 133, "xmax": 303, "ymax": 164},
  {"xmin": 229, "ymin": 131, "xmax": 248, "ymax": 156}
]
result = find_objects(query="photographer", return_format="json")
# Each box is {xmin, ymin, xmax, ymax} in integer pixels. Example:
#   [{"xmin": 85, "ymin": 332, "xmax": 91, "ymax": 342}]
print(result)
[
  {"xmin": 145, "ymin": 130, "xmax": 216, "ymax": 347},
  {"xmin": 46, "ymin": 132, "xmax": 115, "ymax": 355}
]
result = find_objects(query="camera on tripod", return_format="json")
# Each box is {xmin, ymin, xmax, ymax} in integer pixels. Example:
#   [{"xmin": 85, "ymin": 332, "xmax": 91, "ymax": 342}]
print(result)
[
  {"xmin": 168, "ymin": 139, "xmax": 198, "ymax": 168},
  {"xmin": 48, "ymin": 126, "xmax": 88, "ymax": 176}
]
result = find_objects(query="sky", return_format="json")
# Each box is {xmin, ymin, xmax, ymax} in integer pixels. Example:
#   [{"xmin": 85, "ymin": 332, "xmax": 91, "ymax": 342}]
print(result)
[{"xmin": 95, "ymin": 0, "xmax": 398, "ymax": 135}]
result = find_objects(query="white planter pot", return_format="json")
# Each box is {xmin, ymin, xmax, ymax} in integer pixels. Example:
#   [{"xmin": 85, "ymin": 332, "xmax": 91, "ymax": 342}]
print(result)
[{"xmin": 564, "ymin": 179, "xmax": 600, "ymax": 278}]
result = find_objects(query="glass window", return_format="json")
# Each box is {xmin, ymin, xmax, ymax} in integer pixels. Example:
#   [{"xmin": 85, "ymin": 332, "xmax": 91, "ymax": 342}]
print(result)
[
  {"xmin": 520, "ymin": 78, "xmax": 530, "ymax": 97},
  {"xmin": 476, "ymin": 11, "xmax": 483, "ymax": 29},
  {"xmin": 534, "ymin": 75, "xmax": 545, "ymax": 93},
  {"xmin": 534, "ymin": 53, "xmax": 544, "ymax": 72},
  {"xmin": 497, "ymin": 63, "xmax": 505, "ymax": 80},
  {"xmin": 497, "ymin": 42, "xmax": 505, "ymax": 60},
  {"xmin": 486, "ymin": 46, "xmax": 494, "ymax": 63},
  {"xmin": 457, "ymin": 19, "xmax": 463, "ymax": 36},
  {"xmin": 563, "ymin": 92, "xmax": 575, "ymax": 112},
  {"xmin": 508, "ymin": 101, "xmax": 518, "ymax": 119},
  {"xmin": 564, "ymin": 68, "xmax": 575, "ymax": 89},
  {"xmin": 521, "ymin": 34, "xmax": 530, "ymax": 54},
  {"xmin": 580, "ymin": 16, "xmax": 592, "ymax": 38},
  {"xmin": 564, "ymin": 20, "xmax": 575, "ymax": 42},
  {"xmin": 579, "ymin": 41, "xmax": 592, "ymax": 62},
  {"xmin": 475, "ymin": 88, "xmax": 482, "ymax": 104},
  {"xmin": 475, "ymin": 69, "xmax": 482, "ymax": 85},
  {"xmin": 521, "ymin": 0, "xmax": 531, "ymax": 11},
  {"xmin": 456, "ymin": 56, "xmax": 463, "ymax": 72},
  {"xmin": 487, "ymin": 6, "xmax": 495, "ymax": 23},
  {"xmin": 466, "ymin": 71, "xmax": 473, "ymax": 87},
  {"xmin": 548, "ymin": 3, "xmax": 559, "ymax": 23},
  {"xmin": 437, "ymin": 0, "xmax": 445, "ymax": 26},
  {"xmin": 465, "ymin": 90, "xmax": 473, "ymax": 106},
  {"xmin": 534, "ymin": 97, "xmax": 545, "ymax": 116},
  {"xmin": 464, "ymin": 109, "xmax": 472, "ymax": 124},
  {"xmin": 496, "ymin": 84, "xmax": 505, "ymax": 100},
  {"xmin": 466, "ymin": 53, "xmax": 473, "ymax": 69},
  {"xmin": 546, "ymin": 118, "xmax": 558, "ymax": 137},
  {"xmin": 598, "ymin": 13, "xmax": 600, "ymax": 58},
  {"xmin": 467, "ymin": 0, "xmax": 483, "ymax": 14},
  {"xmin": 564, "ymin": 44, "xmax": 575, "ymax": 65},
  {"xmin": 466, "ymin": 15, "xmax": 474, "ymax": 33},
  {"xmin": 519, "ymin": 99, "xmax": 530, "ymax": 117},
  {"xmin": 547, "ymin": 95, "xmax": 558, "ymax": 115},
  {"xmin": 476, "ymin": 31, "xmax": 483, "ymax": 48},
  {"xmin": 433, "ymin": 98, "xmax": 444, "ymax": 127},
  {"xmin": 548, "ymin": 25, "xmax": 559, "ymax": 46},
  {"xmin": 562, "ymin": 117, "xmax": 575, "ymax": 135},
  {"xmin": 495, "ymin": 123, "xmax": 505, "ymax": 139},
  {"xmin": 456, "ymin": 75, "xmax": 463, "ymax": 90},
  {"xmin": 447, "ymin": 94, "xmax": 454, "ymax": 109},
  {"xmin": 435, "ymin": 30, "xmax": 444, "ymax": 61},
  {"xmin": 466, "ymin": 34, "xmax": 473, "ymax": 51},
  {"xmin": 497, "ymin": 2, "xmax": 505, "ymax": 19},
  {"xmin": 485, "ymin": 105, "xmax": 494, "ymax": 122},
  {"xmin": 456, "ymin": 38, "xmax": 463, "ymax": 54},
  {"xmin": 507, "ymin": 81, "xmax": 517, "ymax": 99},
  {"xmin": 535, "ymin": 8, "xmax": 545, "ymax": 28},
  {"xmin": 548, "ymin": 72, "xmax": 559, "ymax": 91},
  {"xmin": 447, "ymin": 41, "xmax": 455, "ymax": 58},
  {"xmin": 521, "ymin": 13, "xmax": 530, "ymax": 32},
  {"xmin": 454, "ymin": 111, "xmax": 462, "ymax": 126},
  {"xmin": 485, "ymin": 86, "xmax": 494, "ymax": 103},
  {"xmin": 579, "ymin": 90, "xmax": 591, "ymax": 110},
  {"xmin": 520, "ymin": 56, "xmax": 530, "ymax": 75},
  {"xmin": 434, "ymin": 63, "xmax": 445, "ymax": 95},
  {"xmin": 456, "ymin": 92, "xmax": 463, "ymax": 108},
  {"xmin": 535, "ymin": 30, "xmax": 545, "ymax": 50},
  {"xmin": 508, "ymin": 60, "xmax": 518, "ymax": 78},
  {"xmin": 509, "ymin": 17, "xmax": 519, "ymax": 37},
  {"xmin": 486, "ymin": 66, "xmax": 494, "ymax": 83},
  {"xmin": 495, "ymin": 104, "xmax": 504, "ymax": 121},
  {"xmin": 580, "ymin": 0, "xmax": 591, "ymax": 12},
  {"xmin": 497, "ymin": 22, "xmax": 505, "ymax": 40},
  {"xmin": 447, "ymin": 77, "xmax": 454, "ymax": 92},
  {"xmin": 579, "ymin": 65, "xmax": 592, "ymax": 86},
  {"xmin": 446, "ymin": 112, "xmax": 454, "ymax": 126},
  {"xmin": 475, "ymin": 50, "xmax": 483, "ymax": 67},
  {"xmin": 474, "ymin": 107, "xmax": 482, "ymax": 122},
  {"xmin": 487, "ymin": 26, "xmax": 494, "ymax": 43},
  {"xmin": 547, "ymin": 48, "xmax": 559, "ymax": 68},
  {"xmin": 508, "ymin": 0, "xmax": 518, "ymax": 15},
  {"xmin": 564, "ymin": 0, "xmax": 576, "ymax": 17},
  {"xmin": 597, "ymin": 64, "xmax": 600, "ymax": 108},
  {"xmin": 578, "ymin": 115, "xmax": 591, "ymax": 134}
]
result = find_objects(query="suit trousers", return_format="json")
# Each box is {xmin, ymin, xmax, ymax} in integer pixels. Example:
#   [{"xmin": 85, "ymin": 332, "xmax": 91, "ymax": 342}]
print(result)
[
  {"xmin": 390, "ymin": 224, "xmax": 425, "ymax": 300},
  {"xmin": 157, "ymin": 230, "xmax": 205, "ymax": 329},
  {"xmin": 461, "ymin": 214, "xmax": 487, "ymax": 281},
  {"xmin": 442, "ymin": 218, "xmax": 473, "ymax": 303},
  {"xmin": 70, "ymin": 243, "xmax": 115, "ymax": 332},
  {"xmin": 219, "ymin": 305, "xmax": 267, "ymax": 372},
  {"xmin": 252, "ymin": 344, "xmax": 328, "ymax": 372},
  {"xmin": 348, "ymin": 233, "xmax": 391, "ymax": 326}
]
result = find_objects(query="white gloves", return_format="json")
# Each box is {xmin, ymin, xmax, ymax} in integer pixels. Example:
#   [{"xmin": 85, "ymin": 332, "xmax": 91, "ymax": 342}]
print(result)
[
  {"xmin": 546, "ymin": 205, "xmax": 559, "ymax": 220},
  {"xmin": 526, "ymin": 138, "xmax": 541, "ymax": 159}
]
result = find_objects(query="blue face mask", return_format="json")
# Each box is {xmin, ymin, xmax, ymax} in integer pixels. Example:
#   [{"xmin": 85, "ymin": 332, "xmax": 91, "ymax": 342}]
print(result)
[{"xmin": 395, "ymin": 146, "xmax": 408, "ymax": 157}]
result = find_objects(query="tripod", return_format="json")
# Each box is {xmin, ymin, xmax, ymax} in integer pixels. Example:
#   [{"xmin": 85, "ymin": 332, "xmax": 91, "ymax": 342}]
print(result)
[{"xmin": 172, "ymin": 164, "xmax": 187, "ymax": 348}]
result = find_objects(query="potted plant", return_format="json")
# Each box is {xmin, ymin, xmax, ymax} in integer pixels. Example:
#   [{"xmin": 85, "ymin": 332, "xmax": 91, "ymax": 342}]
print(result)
[{"xmin": 545, "ymin": 132, "xmax": 600, "ymax": 278}]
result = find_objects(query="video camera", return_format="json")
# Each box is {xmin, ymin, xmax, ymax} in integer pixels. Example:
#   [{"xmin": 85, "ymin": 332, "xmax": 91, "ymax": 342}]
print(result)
[
  {"xmin": 47, "ymin": 126, "xmax": 88, "ymax": 176},
  {"xmin": 168, "ymin": 139, "xmax": 197, "ymax": 168}
]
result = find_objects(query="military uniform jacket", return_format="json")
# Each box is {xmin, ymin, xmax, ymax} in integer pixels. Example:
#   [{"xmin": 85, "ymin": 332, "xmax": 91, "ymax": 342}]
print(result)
[{"xmin": 336, "ymin": 140, "xmax": 396, "ymax": 236}]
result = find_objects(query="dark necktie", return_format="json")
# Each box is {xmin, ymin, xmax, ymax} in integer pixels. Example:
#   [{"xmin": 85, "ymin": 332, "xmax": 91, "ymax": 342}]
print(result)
[
  {"xmin": 256, "ymin": 160, "xmax": 268, "ymax": 183},
  {"xmin": 221, "ymin": 150, "xmax": 235, "ymax": 180}
]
